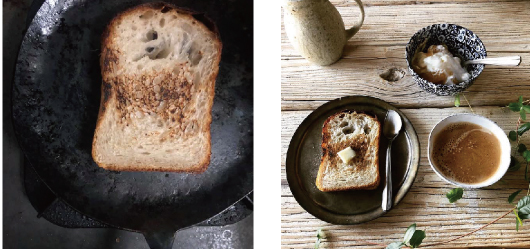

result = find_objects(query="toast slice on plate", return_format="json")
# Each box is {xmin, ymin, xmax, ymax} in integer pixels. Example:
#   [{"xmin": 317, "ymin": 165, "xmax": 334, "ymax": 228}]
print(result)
[
  {"xmin": 316, "ymin": 111, "xmax": 381, "ymax": 191},
  {"xmin": 92, "ymin": 3, "xmax": 222, "ymax": 172}
]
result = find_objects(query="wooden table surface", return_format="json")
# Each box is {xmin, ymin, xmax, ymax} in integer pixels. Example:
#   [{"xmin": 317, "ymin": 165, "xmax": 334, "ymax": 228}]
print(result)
[{"xmin": 281, "ymin": 0, "xmax": 530, "ymax": 248}]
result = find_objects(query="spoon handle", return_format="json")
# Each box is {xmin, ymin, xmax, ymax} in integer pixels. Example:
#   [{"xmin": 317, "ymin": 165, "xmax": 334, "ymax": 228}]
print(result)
[
  {"xmin": 464, "ymin": 56, "xmax": 521, "ymax": 66},
  {"xmin": 382, "ymin": 140, "xmax": 393, "ymax": 212}
]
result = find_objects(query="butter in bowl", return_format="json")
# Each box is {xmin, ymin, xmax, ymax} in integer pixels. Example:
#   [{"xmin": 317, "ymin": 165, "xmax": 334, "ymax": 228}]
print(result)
[
  {"xmin": 406, "ymin": 24, "xmax": 521, "ymax": 96},
  {"xmin": 406, "ymin": 24, "xmax": 487, "ymax": 96}
]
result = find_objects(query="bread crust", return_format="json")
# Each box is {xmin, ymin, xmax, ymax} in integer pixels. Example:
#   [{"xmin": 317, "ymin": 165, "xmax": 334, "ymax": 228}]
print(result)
[
  {"xmin": 92, "ymin": 2, "xmax": 221, "ymax": 172},
  {"xmin": 316, "ymin": 111, "xmax": 381, "ymax": 191}
]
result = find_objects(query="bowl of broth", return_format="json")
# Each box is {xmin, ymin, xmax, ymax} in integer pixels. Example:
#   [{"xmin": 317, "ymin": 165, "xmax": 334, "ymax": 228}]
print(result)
[{"xmin": 427, "ymin": 114, "xmax": 511, "ymax": 188}]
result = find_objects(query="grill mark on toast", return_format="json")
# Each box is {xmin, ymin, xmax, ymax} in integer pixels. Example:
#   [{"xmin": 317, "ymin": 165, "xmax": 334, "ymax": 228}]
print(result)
[
  {"xmin": 113, "ymin": 68, "xmax": 195, "ymax": 138},
  {"xmin": 101, "ymin": 48, "xmax": 119, "ymax": 76},
  {"xmin": 102, "ymin": 81, "xmax": 112, "ymax": 109}
]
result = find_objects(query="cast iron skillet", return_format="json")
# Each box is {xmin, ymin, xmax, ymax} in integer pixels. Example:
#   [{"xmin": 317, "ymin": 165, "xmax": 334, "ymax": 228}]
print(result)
[{"xmin": 12, "ymin": 0, "xmax": 253, "ymax": 248}]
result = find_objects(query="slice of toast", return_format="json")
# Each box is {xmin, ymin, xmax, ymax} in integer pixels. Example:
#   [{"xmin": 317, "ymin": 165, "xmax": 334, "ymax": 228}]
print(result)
[
  {"xmin": 316, "ymin": 111, "xmax": 381, "ymax": 191},
  {"xmin": 92, "ymin": 3, "xmax": 222, "ymax": 172}
]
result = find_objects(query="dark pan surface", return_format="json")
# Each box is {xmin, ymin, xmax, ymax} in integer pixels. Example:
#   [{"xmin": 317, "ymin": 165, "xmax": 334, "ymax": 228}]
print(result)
[
  {"xmin": 12, "ymin": 0, "xmax": 253, "ymax": 232},
  {"xmin": 286, "ymin": 96, "xmax": 420, "ymax": 224}
]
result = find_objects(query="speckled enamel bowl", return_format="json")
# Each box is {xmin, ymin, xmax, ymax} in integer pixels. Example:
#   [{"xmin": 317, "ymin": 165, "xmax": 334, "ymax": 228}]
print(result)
[{"xmin": 406, "ymin": 24, "xmax": 487, "ymax": 96}]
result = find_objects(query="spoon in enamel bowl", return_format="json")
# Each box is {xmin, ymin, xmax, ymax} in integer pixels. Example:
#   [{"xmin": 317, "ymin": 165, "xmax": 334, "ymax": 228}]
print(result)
[{"xmin": 464, "ymin": 55, "xmax": 521, "ymax": 66}]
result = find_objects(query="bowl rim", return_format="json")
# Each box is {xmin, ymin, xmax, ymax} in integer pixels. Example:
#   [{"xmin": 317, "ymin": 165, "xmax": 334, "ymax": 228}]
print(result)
[
  {"xmin": 427, "ymin": 113, "xmax": 511, "ymax": 189},
  {"xmin": 405, "ymin": 23, "xmax": 487, "ymax": 95}
]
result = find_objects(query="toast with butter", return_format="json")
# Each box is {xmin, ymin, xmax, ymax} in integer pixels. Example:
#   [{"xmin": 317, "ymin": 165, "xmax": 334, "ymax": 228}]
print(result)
[{"xmin": 316, "ymin": 111, "xmax": 381, "ymax": 191}]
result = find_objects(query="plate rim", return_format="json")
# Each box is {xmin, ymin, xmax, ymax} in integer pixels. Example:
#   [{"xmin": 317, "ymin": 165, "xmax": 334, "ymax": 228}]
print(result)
[{"xmin": 285, "ymin": 95, "xmax": 420, "ymax": 225}]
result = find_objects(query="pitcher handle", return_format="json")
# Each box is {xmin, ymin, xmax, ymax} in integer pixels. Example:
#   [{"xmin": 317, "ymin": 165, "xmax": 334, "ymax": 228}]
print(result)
[{"xmin": 345, "ymin": 0, "xmax": 365, "ymax": 40}]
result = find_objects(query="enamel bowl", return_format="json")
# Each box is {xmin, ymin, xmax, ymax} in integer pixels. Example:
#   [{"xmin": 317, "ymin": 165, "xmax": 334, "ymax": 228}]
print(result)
[{"xmin": 406, "ymin": 24, "xmax": 487, "ymax": 96}]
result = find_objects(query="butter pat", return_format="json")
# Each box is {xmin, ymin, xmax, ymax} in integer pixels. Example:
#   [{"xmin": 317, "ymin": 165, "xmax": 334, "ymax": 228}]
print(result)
[{"xmin": 338, "ymin": 147, "xmax": 356, "ymax": 163}]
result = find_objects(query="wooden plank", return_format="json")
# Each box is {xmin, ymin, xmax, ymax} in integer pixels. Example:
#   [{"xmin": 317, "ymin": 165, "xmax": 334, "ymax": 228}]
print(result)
[
  {"xmin": 322, "ymin": 0, "xmax": 527, "ymax": 7},
  {"xmin": 281, "ymin": 1, "xmax": 530, "ymax": 56},
  {"xmin": 281, "ymin": 46, "xmax": 530, "ymax": 108},
  {"xmin": 282, "ymin": 195, "xmax": 530, "ymax": 248},
  {"xmin": 281, "ymin": 106, "xmax": 530, "ymax": 248}
]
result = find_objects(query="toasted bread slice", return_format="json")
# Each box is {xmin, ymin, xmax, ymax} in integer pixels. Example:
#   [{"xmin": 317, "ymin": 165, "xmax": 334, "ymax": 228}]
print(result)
[
  {"xmin": 316, "ymin": 111, "xmax": 381, "ymax": 191},
  {"xmin": 92, "ymin": 3, "xmax": 222, "ymax": 172}
]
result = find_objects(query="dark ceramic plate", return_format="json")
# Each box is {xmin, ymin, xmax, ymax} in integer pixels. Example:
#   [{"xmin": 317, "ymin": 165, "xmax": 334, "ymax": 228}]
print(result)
[{"xmin": 285, "ymin": 96, "xmax": 420, "ymax": 224}]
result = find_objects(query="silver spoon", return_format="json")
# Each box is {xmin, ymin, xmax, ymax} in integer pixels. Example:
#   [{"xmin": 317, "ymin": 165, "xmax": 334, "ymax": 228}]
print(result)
[
  {"xmin": 382, "ymin": 110, "xmax": 402, "ymax": 212},
  {"xmin": 464, "ymin": 55, "xmax": 521, "ymax": 66}
]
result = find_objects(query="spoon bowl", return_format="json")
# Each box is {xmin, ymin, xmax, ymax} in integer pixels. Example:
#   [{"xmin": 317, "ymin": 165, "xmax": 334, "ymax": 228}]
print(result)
[
  {"xmin": 382, "ymin": 110, "xmax": 402, "ymax": 212},
  {"xmin": 384, "ymin": 110, "xmax": 403, "ymax": 139}
]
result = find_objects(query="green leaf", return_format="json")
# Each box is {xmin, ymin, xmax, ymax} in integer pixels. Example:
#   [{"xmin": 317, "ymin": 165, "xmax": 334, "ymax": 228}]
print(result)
[
  {"xmin": 521, "ymin": 109, "xmax": 527, "ymax": 120},
  {"xmin": 509, "ymin": 190, "xmax": 523, "ymax": 204},
  {"xmin": 517, "ymin": 196, "xmax": 530, "ymax": 210},
  {"xmin": 519, "ymin": 126, "xmax": 530, "ymax": 137},
  {"xmin": 316, "ymin": 228, "xmax": 325, "ymax": 239},
  {"xmin": 519, "ymin": 96, "xmax": 524, "ymax": 104},
  {"xmin": 509, "ymin": 131, "xmax": 517, "ymax": 141},
  {"xmin": 515, "ymin": 209, "xmax": 524, "ymax": 232},
  {"xmin": 454, "ymin": 94, "xmax": 460, "ymax": 107},
  {"xmin": 524, "ymin": 105, "xmax": 530, "ymax": 113},
  {"xmin": 446, "ymin": 188, "xmax": 464, "ymax": 203},
  {"xmin": 520, "ymin": 213, "xmax": 529, "ymax": 220},
  {"xmin": 509, "ymin": 102, "xmax": 523, "ymax": 112},
  {"xmin": 520, "ymin": 205, "xmax": 530, "ymax": 215},
  {"xmin": 523, "ymin": 151, "xmax": 530, "ymax": 162},
  {"xmin": 403, "ymin": 223, "xmax": 416, "ymax": 244},
  {"xmin": 509, "ymin": 157, "xmax": 521, "ymax": 171},
  {"xmin": 518, "ymin": 144, "xmax": 528, "ymax": 154},
  {"xmin": 409, "ymin": 230, "xmax": 426, "ymax": 248},
  {"xmin": 519, "ymin": 196, "xmax": 530, "ymax": 215},
  {"xmin": 518, "ymin": 123, "xmax": 530, "ymax": 136},
  {"xmin": 386, "ymin": 242, "xmax": 404, "ymax": 249},
  {"xmin": 315, "ymin": 228, "xmax": 324, "ymax": 249}
]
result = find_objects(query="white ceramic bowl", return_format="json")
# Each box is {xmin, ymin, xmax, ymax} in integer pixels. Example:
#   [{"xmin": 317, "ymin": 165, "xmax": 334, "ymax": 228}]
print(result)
[{"xmin": 427, "ymin": 114, "xmax": 511, "ymax": 188}]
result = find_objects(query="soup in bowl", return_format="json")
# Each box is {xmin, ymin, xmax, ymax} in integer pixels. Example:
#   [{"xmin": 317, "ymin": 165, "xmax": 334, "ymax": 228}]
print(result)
[{"xmin": 428, "ymin": 114, "xmax": 511, "ymax": 188}]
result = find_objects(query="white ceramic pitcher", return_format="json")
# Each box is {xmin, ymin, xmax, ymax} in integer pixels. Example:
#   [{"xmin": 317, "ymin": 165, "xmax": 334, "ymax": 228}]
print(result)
[{"xmin": 282, "ymin": 0, "xmax": 365, "ymax": 66}]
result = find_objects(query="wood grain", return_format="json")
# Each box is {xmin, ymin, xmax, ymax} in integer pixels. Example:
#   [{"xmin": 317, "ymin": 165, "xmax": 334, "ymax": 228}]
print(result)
[
  {"xmin": 281, "ymin": 107, "xmax": 530, "ymax": 248},
  {"xmin": 315, "ymin": 0, "xmax": 527, "ymax": 7},
  {"xmin": 281, "ymin": 1, "xmax": 530, "ymax": 56},
  {"xmin": 282, "ymin": 46, "xmax": 530, "ymax": 108}
]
